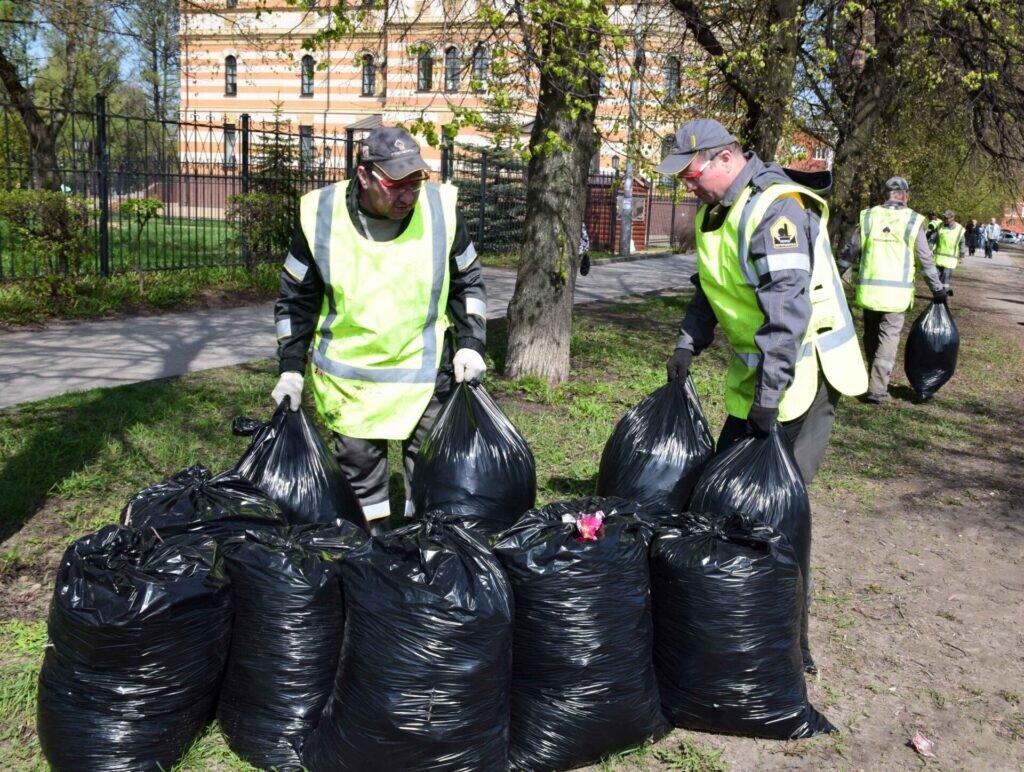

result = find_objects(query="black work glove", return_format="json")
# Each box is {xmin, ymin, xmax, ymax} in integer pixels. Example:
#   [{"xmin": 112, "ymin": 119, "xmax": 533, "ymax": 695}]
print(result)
[
  {"xmin": 947, "ymin": 288, "xmax": 954, "ymax": 297},
  {"xmin": 746, "ymin": 405, "xmax": 779, "ymax": 438},
  {"xmin": 932, "ymin": 289, "xmax": 949, "ymax": 304},
  {"xmin": 666, "ymin": 348, "xmax": 693, "ymax": 382}
]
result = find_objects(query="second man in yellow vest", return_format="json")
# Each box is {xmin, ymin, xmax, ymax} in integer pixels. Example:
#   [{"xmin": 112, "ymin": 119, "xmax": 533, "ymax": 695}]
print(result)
[
  {"xmin": 654, "ymin": 119, "xmax": 868, "ymax": 485},
  {"xmin": 271, "ymin": 127, "xmax": 488, "ymax": 535},
  {"xmin": 837, "ymin": 176, "xmax": 948, "ymax": 404},
  {"xmin": 928, "ymin": 208, "xmax": 966, "ymax": 293}
]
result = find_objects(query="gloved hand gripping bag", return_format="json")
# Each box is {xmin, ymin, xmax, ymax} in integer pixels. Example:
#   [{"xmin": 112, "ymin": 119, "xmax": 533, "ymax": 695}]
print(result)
[
  {"xmin": 37, "ymin": 525, "xmax": 233, "ymax": 772},
  {"xmin": 233, "ymin": 401, "xmax": 368, "ymax": 530},
  {"xmin": 688, "ymin": 425, "xmax": 816, "ymax": 672},
  {"xmin": 411, "ymin": 381, "xmax": 536, "ymax": 537},
  {"xmin": 492, "ymin": 497, "xmax": 669, "ymax": 771},
  {"xmin": 905, "ymin": 301, "xmax": 960, "ymax": 400},
  {"xmin": 301, "ymin": 513, "xmax": 514, "ymax": 772},
  {"xmin": 121, "ymin": 464, "xmax": 286, "ymax": 541},
  {"xmin": 596, "ymin": 376, "xmax": 715, "ymax": 515},
  {"xmin": 650, "ymin": 513, "xmax": 835, "ymax": 739},
  {"xmin": 217, "ymin": 522, "xmax": 368, "ymax": 770}
]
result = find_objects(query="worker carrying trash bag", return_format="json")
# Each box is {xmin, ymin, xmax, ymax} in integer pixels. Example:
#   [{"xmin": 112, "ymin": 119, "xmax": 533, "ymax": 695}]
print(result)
[
  {"xmin": 271, "ymin": 126, "xmax": 488, "ymax": 536},
  {"xmin": 656, "ymin": 118, "xmax": 867, "ymax": 485}
]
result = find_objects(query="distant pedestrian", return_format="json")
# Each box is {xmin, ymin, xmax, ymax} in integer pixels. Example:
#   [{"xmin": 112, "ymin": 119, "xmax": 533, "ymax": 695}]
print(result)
[
  {"xmin": 579, "ymin": 222, "xmax": 591, "ymax": 276},
  {"xmin": 982, "ymin": 217, "xmax": 1001, "ymax": 258},
  {"xmin": 965, "ymin": 219, "xmax": 980, "ymax": 256},
  {"xmin": 932, "ymin": 209, "xmax": 966, "ymax": 292},
  {"xmin": 837, "ymin": 176, "xmax": 947, "ymax": 405}
]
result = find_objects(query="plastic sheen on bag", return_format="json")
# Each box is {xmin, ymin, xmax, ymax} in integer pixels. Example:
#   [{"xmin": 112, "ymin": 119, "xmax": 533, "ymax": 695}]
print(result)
[
  {"xmin": 905, "ymin": 301, "xmax": 960, "ymax": 400},
  {"xmin": 411, "ymin": 381, "xmax": 536, "ymax": 537},
  {"xmin": 218, "ymin": 522, "xmax": 367, "ymax": 770},
  {"xmin": 597, "ymin": 377, "xmax": 715, "ymax": 516},
  {"xmin": 121, "ymin": 464, "xmax": 285, "ymax": 541},
  {"xmin": 492, "ymin": 498, "xmax": 669, "ymax": 771},
  {"xmin": 301, "ymin": 513, "xmax": 514, "ymax": 772},
  {"xmin": 37, "ymin": 525, "xmax": 233, "ymax": 771},
  {"xmin": 233, "ymin": 401, "xmax": 368, "ymax": 530},
  {"xmin": 650, "ymin": 513, "xmax": 834, "ymax": 739},
  {"xmin": 688, "ymin": 424, "xmax": 815, "ymax": 672}
]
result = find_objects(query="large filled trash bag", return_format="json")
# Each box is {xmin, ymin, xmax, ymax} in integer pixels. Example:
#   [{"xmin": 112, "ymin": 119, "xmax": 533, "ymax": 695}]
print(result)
[
  {"xmin": 37, "ymin": 525, "xmax": 233, "ymax": 771},
  {"xmin": 688, "ymin": 425, "xmax": 816, "ymax": 673},
  {"xmin": 905, "ymin": 301, "xmax": 960, "ymax": 400},
  {"xmin": 492, "ymin": 497, "xmax": 668, "ymax": 771},
  {"xmin": 121, "ymin": 464, "xmax": 285, "ymax": 541},
  {"xmin": 233, "ymin": 401, "xmax": 368, "ymax": 530},
  {"xmin": 301, "ymin": 513, "xmax": 514, "ymax": 772},
  {"xmin": 596, "ymin": 377, "xmax": 714, "ymax": 515},
  {"xmin": 650, "ymin": 513, "xmax": 834, "ymax": 739},
  {"xmin": 411, "ymin": 381, "xmax": 536, "ymax": 537},
  {"xmin": 218, "ymin": 522, "xmax": 367, "ymax": 770}
]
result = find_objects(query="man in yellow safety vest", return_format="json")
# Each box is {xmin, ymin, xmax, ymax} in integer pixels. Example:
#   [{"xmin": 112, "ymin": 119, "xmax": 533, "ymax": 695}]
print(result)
[
  {"xmin": 655, "ymin": 118, "xmax": 868, "ymax": 485},
  {"xmin": 837, "ymin": 176, "xmax": 948, "ymax": 404},
  {"xmin": 928, "ymin": 208, "xmax": 966, "ymax": 293},
  {"xmin": 271, "ymin": 126, "xmax": 488, "ymax": 535}
]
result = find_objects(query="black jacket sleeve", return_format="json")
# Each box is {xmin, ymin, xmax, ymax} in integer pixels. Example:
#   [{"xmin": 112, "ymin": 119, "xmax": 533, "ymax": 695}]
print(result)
[
  {"xmin": 445, "ymin": 209, "xmax": 487, "ymax": 356},
  {"xmin": 273, "ymin": 217, "xmax": 323, "ymax": 375}
]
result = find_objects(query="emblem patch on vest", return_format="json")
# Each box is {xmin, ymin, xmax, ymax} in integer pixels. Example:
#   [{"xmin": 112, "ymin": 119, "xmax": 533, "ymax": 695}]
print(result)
[{"xmin": 770, "ymin": 216, "xmax": 799, "ymax": 249}]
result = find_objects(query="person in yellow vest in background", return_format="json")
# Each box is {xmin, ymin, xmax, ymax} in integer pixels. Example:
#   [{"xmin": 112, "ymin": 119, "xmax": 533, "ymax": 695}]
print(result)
[
  {"xmin": 837, "ymin": 176, "xmax": 948, "ymax": 405},
  {"xmin": 928, "ymin": 209, "xmax": 966, "ymax": 293},
  {"xmin": 655, "ymin": 119, "xmax": 868, "ymax": 486},
  {"xmin": 271, "ymin": 126, "xmax": 488, "ymax": 536}
]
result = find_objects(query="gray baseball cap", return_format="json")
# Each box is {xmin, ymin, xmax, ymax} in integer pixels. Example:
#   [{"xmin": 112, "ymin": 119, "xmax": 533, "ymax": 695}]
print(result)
[
  {"xmin": 359, "ymin": 127, "xmax": 430, "ymax": 180},
  {"xmin": 654, "ymin": 119, "xmax": 738, "ymax": 175},
  {"xmin": 885, "ymin": 176, "xmax": 910, "ymax": 192},
  {"xmin": 944, "ymin": 209, "xmax": 955, "ymax": 218}
]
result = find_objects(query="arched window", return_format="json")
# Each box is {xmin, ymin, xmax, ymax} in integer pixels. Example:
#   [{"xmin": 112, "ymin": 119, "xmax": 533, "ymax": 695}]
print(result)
[
  {"xmin": 444, "ymin": 46, "xmax": 460, "ymax": 92},
  {"xmin": 301, "ymin": 55, "xmax": 315, "ymax": 96},
  {"xmin": 664, "ymin": 56, "xmax": 680, "ymax": 101},
  {"xmin": 471, "ymin": 44, "xmax": 489, "ymax": 90},
  {"xmin": 361, "ymin": 54, "xmax": 376, "ymax": 96},
  {"xmin": 417, "ymin": 48, "xmax": 433, "ymax": 91},
  {"xmin": 224, "ymin": 55, "xmax": 237, "ymax": 95}
]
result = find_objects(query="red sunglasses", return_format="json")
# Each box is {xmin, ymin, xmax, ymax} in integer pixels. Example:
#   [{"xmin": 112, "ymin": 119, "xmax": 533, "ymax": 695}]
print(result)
[
  {"xmin": 679, "ymin": 151, "xmax": 723, "ymax": 181},
  {"xmin": 371, "ymin": 167, "xmax": 427, "ymax": 193}
]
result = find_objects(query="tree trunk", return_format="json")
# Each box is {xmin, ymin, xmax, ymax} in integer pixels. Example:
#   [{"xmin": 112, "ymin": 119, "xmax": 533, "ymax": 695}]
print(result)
[
  {"xmin": 0, "ymin": 47, "xmax": 63, "ymax": 191},
  {"xmin": 504, "ymin": 53, "xmax": 597, "ymax": 384}
]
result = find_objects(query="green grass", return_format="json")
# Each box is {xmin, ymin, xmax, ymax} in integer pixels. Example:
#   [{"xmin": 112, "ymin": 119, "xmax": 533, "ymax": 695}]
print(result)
[{"xmin": 1, "ymin": 285, "xmax": 1021, "ymax": 769}]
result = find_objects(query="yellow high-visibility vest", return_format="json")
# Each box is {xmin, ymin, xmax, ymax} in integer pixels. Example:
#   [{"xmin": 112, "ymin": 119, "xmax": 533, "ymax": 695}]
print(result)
[{"xmin": 854, "ymin": 205, "xmax": 924, "ymax": 313}]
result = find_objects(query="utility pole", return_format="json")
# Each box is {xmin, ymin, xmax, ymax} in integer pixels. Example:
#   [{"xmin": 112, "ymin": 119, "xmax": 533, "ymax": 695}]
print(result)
[{"xmin": 618, "ymin": 0, "xmax": 645, "ymax": 256}]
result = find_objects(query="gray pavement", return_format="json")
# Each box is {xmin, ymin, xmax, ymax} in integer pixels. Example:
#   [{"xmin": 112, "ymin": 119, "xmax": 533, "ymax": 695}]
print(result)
[{"xmin": 0, "ymin": 253, "xmax": 697, "ymax": 409}]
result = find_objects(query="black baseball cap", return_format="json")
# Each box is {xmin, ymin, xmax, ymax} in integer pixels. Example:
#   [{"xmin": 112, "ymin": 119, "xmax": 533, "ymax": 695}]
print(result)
[
  {"xmin": 654, "ymin": 119, "xmax": 739, "ymax": 175},
  {"xmin": 885, "ymin": 176, "xmax": 910, "ymax": 192},
  {"xmin": 359, "ymin": 127, "xmax": 430, "ymax": 180}
]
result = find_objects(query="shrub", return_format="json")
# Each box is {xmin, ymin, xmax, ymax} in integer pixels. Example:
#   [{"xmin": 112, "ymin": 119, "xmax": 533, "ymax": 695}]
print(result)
[
  {"xmin": 225, "ymin": 192, "xmax": 294, "ymax": 269},
  {"xmin": 0, "ymin": 190, "xmax": 95, "ymax": 276}
]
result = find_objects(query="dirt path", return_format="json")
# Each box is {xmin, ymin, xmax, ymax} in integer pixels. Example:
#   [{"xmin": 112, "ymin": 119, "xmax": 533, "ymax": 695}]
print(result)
[{"xmin": 651, "ymin": 255, "xmax": 1024, "ymax": 770}]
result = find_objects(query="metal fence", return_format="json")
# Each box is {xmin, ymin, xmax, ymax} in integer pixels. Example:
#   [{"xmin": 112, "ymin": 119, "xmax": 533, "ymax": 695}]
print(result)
[{"xmin": 0, "ymin": 96, "xmax": 696, "ymax": 280}]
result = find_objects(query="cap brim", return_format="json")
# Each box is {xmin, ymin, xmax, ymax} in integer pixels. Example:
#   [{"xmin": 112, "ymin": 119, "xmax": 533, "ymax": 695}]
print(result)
[
  {"xmin": 653, "ymin": 152, "xmax": 697, "ymax": 176},
  {"xmin": 374, "ymin": 155, "xmax": 431, "ymax": 180}
]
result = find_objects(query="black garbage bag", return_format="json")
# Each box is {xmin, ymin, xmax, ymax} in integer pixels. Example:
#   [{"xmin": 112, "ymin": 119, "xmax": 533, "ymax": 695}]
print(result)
[
  {"xmin": 37, "ymin": 525, "xmax": 233, "ymax": 771},
  {"xmin": 650, "ymin": 513, "xmax": 834, "ymax": 739},
  {"xmin": 218, "ymin": 522, "xmax": 367, "ymax": 770},
  {"xmin": 688, "ymin": 425, "xmax": 816, "ymax": 673},
  {"xmin": 411, "ymin": 381, "xmax": 536, "ymax": 537},
  {"xmin": 301, "ymin": 513, "xmax": 514, "ymax": 772},
  {"xmin": 905, "ymin": 301, "xmax": 960, "ymax": 400},
  {"xmin": 121, "ymin": 464, "xmax": 285, "ymax": 541},
  {"xmin": 233, "ymin": 402, "xmax": 368, "ymax": 530},
  {"xmin": 492, "ymin": 497, "xmax": 669, "ymax": 771},
  {"xmin": 596, "ymin": 377, "xmax": 714, "ymax": 515}
]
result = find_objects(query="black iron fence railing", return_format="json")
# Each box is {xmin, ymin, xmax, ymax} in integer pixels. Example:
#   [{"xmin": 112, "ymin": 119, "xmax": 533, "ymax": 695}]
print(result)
[{"xmin": 0, "ymin": 96, "xmax": 695, "ymax": 280}]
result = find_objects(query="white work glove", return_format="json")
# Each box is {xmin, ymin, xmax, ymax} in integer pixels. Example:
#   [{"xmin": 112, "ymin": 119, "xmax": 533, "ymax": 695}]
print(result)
[
  {"xmin": 271, "ymin": 371, "xmax": 304, "ymax": 411},
  {"xmin": 453, "ymin": 348, "xmax": 487, "ymax": 383}
]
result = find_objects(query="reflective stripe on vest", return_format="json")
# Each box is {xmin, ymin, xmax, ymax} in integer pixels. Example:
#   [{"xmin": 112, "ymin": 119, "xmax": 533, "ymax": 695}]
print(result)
[
  {"xmin": 302, "ymin": 180, "xmax": 456, "ymax": 439},
  {"xmin": 855, "ymin": 206, "xmax": 922, "ymax": 312},
  {"xmin": 934, "ymin": 223, "xmax": 964, "ymax": 269},
  {"xmin": 696, "ymin": 182, "xmax": 867, "ymax": 421}
]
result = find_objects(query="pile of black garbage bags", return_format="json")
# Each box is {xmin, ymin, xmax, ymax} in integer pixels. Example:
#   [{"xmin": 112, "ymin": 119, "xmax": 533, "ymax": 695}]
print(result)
[{"xmin": 36, "ymin": 380, "xmax": 834, "ymax": 772}]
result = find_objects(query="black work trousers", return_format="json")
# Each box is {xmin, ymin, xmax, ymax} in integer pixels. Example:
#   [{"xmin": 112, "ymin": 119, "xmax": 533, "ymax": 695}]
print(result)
[{"xmin": 716, "ymin": 376, "xmax": 840, "ymax": 486}]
